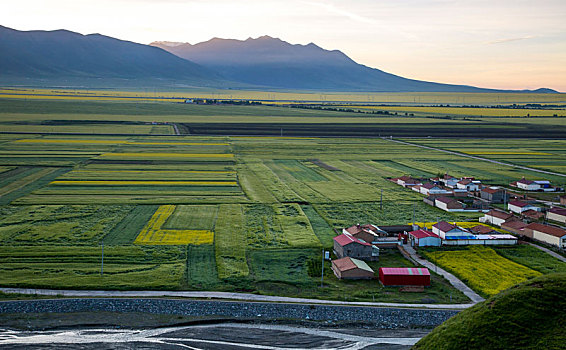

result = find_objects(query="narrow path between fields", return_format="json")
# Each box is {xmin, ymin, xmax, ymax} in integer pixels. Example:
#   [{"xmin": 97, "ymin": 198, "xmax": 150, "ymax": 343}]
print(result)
[
  {"xmin": 386, "ymin": 138, "xmax": 566, "ymax": 178},
  {"xmin": 526, "ymin": 242, "xmax": 566, "ymax": 262},
  {"xmin": 403, "ymin": 245, "xmax": 485, "ymax": 303},
  {"xmin": 0, "ymin": 288, "xmax": 476, "ymax": 310}
]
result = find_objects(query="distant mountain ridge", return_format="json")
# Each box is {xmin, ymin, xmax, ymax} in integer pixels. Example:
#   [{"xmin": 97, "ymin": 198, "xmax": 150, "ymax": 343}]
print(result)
[
  {"xmin": 0, "ymin": 25, "xmax": 221, "ymax": 86},
  {"xmin": 0, "ymin": 25, "xmax": 557, "ymax": 92},
  {"xmin": 151, "ymin": 36, "xmax": 557, "ymax": 93}
]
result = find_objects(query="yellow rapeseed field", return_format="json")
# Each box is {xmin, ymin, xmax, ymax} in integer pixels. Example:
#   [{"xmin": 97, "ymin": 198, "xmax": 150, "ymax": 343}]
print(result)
[
  {"xmin": 72, "ymin": 170, "xmax": 235, "ymax": 174},
  {"xmin": 425, "ymin": 246, "xmax": 541, "ymax": 297},
  {"xmin": 50, "ymin": 180, "xmax": 237, "ymax": 186},
  {"xmin": 131, "ymin": 142, "xmax": 229, "ymax": 146},
  {"xmin": 15, "ymin": 139, "xmax": 129, "ymax": 145},
  {"xmin": 134, "ymin": 205, "xmax": 214, "ymax": 245},
  {"xmin": 14, "ymin": 139, "xmax": 229, "ymax": 146},
  {"xmin": 99, "ymin": 152, "xmax": 234, "ymax": 158}
]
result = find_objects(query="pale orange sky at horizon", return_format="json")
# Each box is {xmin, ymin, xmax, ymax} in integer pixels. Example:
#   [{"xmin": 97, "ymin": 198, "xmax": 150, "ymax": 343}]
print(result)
[{"xmin": 2, "ymin": 0, "xmax": 565, "ymax": 92}]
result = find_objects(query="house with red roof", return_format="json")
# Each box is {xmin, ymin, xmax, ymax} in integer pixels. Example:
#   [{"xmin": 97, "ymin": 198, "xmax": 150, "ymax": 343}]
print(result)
[
  {"xmin": 547, "ymin": 207, "xmax": 566, "ymax": 224},
  {"xmin": 516, "ymin": 178, "xmax": 541, "ymax": 191},
  {"xmin": 407, "ymin": 229, "xmax": 441, "ymax": 247},
  {"xmin": 480, "ymin": 209, "xmax": 516, "ymax": 227},
  {"xmin": 525, "ymin": 223, "xmax": 566, "ymax": 248},
  {"xmin": 508, "ymin": 200, "xmax": 540, "ymax": 214},
  {"xmin": 434, "ymin": 196, "xmax": 465, "ymax": 212},
  {"xmin": 501, "ymin": 220, "xmax": 528, "ymax": 236},
  {"xmin": 432, "ymin": 221, "xmax": 471, "ymax": 239},
  {"xmin": 456, "ymin": 179, "xmax": 481, "ymax": 191},
  {"xmin": 333, "ymin": 233, "xmax": 379, "ymax": 261},
  {"xmin": 469, "ymin": 225, "xmax": 498, "ymax": 235},
  {"xmin": 480, "ymin": 187, "xmax": 510, "ymax": 203},
  {"xmin": 393, "ymin": 176, "xmax": 422, "ymax": 188},
  {"xmin": 521, "ymin": 209, "xmax": 544, "ymax": 222},
  {"xmin": 331, "ymin": 257, "xmax": 375, "ymax": 279},
  {"xmin": 343, "ymin": 224, "xmax": 386, "ymax": 244}
]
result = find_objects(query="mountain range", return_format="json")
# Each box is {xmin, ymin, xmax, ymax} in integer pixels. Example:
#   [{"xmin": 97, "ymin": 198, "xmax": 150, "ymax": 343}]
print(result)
[
  {"xmin": 0, "ymin": 25, "xmax": 556, "ymax": 92},
  {"xmin": 0, "ymin": 25, "xmax": 221, "ymax": 87}
]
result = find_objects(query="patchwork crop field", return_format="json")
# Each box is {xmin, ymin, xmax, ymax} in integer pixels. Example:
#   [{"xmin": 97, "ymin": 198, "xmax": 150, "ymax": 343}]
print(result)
[{"xmin": 0, "ymin": 95, "xmax": 565, "ymax": 302}]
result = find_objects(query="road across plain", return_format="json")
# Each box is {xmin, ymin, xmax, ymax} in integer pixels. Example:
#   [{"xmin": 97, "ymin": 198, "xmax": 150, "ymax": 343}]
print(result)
[
  {"xmin": 0, "ymin": 287, "xmax": 476, "ymax": 310},
  {"xmin": 387, "ymin": 138, "xmax": 566, "ymax": 178}
]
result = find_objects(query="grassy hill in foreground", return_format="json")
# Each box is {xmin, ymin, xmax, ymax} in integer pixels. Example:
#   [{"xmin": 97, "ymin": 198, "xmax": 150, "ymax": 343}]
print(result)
[{"xmin": 413, "ymin": 273, "xmax": 566, "ymax": 350}]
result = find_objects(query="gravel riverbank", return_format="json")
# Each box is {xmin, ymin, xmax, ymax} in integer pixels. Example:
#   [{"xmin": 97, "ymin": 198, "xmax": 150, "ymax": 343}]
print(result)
[{"xmin": 0, "ymin": 298, "xmax": 458, "ymax": 328}]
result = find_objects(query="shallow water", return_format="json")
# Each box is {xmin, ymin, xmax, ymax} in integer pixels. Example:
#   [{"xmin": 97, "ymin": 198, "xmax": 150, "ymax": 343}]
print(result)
[{"xmin": 0, "ymin": 323, "xmax": 424, "ymax": 349}]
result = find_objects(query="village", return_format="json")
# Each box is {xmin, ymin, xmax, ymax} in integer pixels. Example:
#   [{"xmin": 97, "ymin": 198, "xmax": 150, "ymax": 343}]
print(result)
[{"xmin": 329, "ymin": 173, "xmax": 566, "ymax": 291}]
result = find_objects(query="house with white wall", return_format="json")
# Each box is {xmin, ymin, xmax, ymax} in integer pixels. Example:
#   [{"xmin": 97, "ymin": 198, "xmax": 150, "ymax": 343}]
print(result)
[
  {"xmin": 480, "ymin": 209, "xmax": 516, "ymax": 227},
  {"xmin": 432, "ymin": 221, "xmax": 471, "ymax": 239},
  {"xmin": 508, "ymin": 200, "xmax": 540, "ymax": 214}
]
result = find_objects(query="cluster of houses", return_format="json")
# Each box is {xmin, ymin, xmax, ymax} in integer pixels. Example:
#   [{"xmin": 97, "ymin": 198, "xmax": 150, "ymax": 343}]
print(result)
[
  {"xmin": 332, "ymin": 224, "xmax": 410, "ymax": 263},
  {"xmin": 328, "ymin": 177, "xmax": 566, "ymax": 285},
  {"xmin": 481, "ymin": 207, "xmax": 566, "ymax": 249},
  {"xmin": 392, "ymin": 174, "xmax": 493, "ymax": 213},
  {"xmin": 331, "ymin": 224, "xmax": 431, "ymax": 286},
  {"xmin": 401, "ymin": 221, "xmax": 517, "ymax": 247},
  {"xmin": 392, "ymin": 174, "xmax": 562, "ymax": 215}
]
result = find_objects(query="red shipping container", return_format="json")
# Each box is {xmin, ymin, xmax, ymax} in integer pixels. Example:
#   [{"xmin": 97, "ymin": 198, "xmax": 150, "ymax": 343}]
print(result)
[{"xmin": 379, "ymin": 267, "xmax": 430, "ymax": 286}]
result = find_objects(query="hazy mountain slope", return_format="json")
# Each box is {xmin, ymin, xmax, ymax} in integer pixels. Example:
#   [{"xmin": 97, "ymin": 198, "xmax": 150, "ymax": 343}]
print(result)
[
  {"xmin": 152, "ymin": 36, "xmax": 513, "ymax": 92},
  {"xmin": 0, "ymin": 25, "xmax": 220, "ymax": 84}
]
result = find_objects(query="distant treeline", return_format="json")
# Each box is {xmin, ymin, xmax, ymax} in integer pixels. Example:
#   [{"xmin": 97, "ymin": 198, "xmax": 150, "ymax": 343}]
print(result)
[
  {"xmin": 185, "ymin": 99, "xmax": 262, "ymax": 105},
  {"xmin": 279, "ymin": 104, "xmax": 401, "ymax": 115}
]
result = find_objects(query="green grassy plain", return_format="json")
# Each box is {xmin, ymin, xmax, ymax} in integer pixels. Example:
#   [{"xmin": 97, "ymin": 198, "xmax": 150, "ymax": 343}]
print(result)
[{"xmin": 0, "ymin": 94, "xmax": 565, "ymax": 302}]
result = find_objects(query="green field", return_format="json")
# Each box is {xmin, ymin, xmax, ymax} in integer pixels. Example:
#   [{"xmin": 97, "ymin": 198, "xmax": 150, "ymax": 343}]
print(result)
[{"xmin": 0, "ymin": 95, "xmax": 565, "ymax": 302}]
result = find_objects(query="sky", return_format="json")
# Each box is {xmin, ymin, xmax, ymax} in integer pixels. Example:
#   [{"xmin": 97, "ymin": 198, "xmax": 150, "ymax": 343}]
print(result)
[{"xmin": 2, "ymin": 0, "xmax": 566, "ymax": 91}]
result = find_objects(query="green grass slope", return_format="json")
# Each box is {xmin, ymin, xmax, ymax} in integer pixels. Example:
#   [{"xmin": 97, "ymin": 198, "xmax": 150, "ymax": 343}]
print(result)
[{"xmin": 413, "ymin": 273, "xmax": 566, "ymax": 350}]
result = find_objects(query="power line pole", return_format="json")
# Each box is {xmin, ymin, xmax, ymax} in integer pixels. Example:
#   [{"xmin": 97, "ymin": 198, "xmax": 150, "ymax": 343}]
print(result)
[
  {"xmin": 380, "ymin": 189, "xmax": 383, "ymax": 210},
  {"xmin": 320, "ymin": 249, "xmax": 325, "ymax": 287}
]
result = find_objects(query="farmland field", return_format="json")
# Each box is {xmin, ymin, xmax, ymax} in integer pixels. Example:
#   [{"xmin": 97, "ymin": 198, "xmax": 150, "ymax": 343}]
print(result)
[
  {"xmin": 0, "ymin": 94, "xmax": 565, "ymax": 302},
  {"xmin": 420, "ymin": 246, "xmax": 543, "ymax": 297}
]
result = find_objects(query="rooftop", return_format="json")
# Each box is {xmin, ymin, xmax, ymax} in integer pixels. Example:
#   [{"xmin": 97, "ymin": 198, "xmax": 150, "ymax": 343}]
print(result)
[
  {"xmin": 332, "ymin": 257, "xmax": 374, "ymax": 273},
  {"xmin": 422, "ymin": 182, "xmax": 439, "ymax": 190},
  {"xmin": 501, "ymin": 220, "xmax": 528, "ymax": 230},
  {"xmin": 475, "ymin": 234, "xmax": 517, "ymax": 240},
  {"xmin": 548, "ymin": 207, "xmax": 566, "ymax": 216},
  {"xmin": 435, "ymin": 196, "xmax": 457, "ymax": 204},
  {"xmin": 433, "ymin": 221, "xmax": 457, "ymax": 232},
  {"xmin": 486, "ymin": 209, "xmax": 514, "ymax": 220},
  {"xmin": 345, "ymin": 224, "xmax": 383, "ymax": 236},
  {"xmin": 380, "ymin": 267, "xmax": 430, "ymax": 276},
  {"xmin": 522, "ymin": 209, "xmax": 544, "ymax": 219},
  {"xmin": 470, "ymin": 225, "xmax": 497, "ymax": 234},
  {"xmin": 508, "ymin": 200, "xmax": 532, "ymax": 208},
  {"xmin": 482, "ymin": 187, "xmax": 504, "ymax": 194},
  {"xmin": 408, "ymin": 229, "xmax": 440, "ymax": 239},
  {"xmin": 526, "ymin": 223, "xmax": 566, "ymax": 238},
  {"xmin": 333, "ymin": 233, "xmax": 371, "ymax": 247}
]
